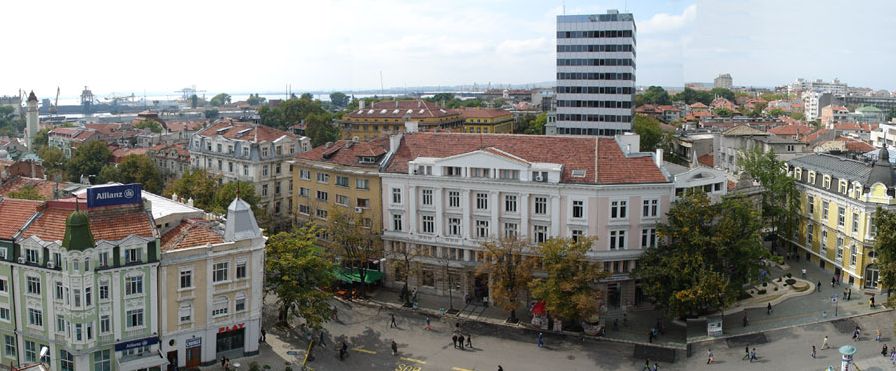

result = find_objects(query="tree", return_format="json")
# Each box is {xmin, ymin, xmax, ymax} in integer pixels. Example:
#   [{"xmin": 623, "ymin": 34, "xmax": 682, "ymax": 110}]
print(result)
[
  {"xmin": 209, "ymin": 93, "xmax": 231, "ymax": 107},
  {"xmin": 738, "ymin": 147, "xmax": 800, "ymax": 242},
  {"xmin": 265, "ymin": 226, "xmax": 335, "ymax": 328},
  {"xmin": 98, "ymin": 154, "xmax": 164, "ymax": 193},
  {"xmin": 633, "ymin": 114, "xmax": 664, "ymax": 152},
  {"xmin": 0, "ymin": 106, "xmax": 25, "ymax": 137},
  {"xmin": 709, "ymin": 88, "xmax": 735, "ymax": 102},
  {"xmin": 633, "ymin": 192, "xmax": 767, "ymax": 318},
  {"xmin": 203, "ymin": 109, "xmax": 219, "ymax": 120},
  {"xmin": 766, "ymin": 108, "xmax": 787, "ymax": 118},
  {"xmin": 477, "ymin": 237, "xmax": 537, "ymax": 322},
  {"xmin": 431, "ymin": 93, "xmax": 455, "ymax": 103},
  {"xmin": 305, "ymin": 113, "xmax": 340, "ymax": 147},
  {"xmin": 714, "ymin": 108, "xmax": 735, "ymax": 117},
  {"xmin": 873, "ymin": 207, "xmax": 896, "ymax": 296},
  {"xmin": 67, "ymin": 140, "xmax": 111, "ymax": 183},
  {"xmin": 887, "ymin": 108, "xmax": 896, "ymax": 122},
  {"xmin": 37, "ymin": 146, "xmax": 65, "ymax": 178},
  {"xmin": 327, "ymin": 208, "xmax": 382, "ymax": 298},
  {"xmin": 790, "ymin": 111, "xmax": 806, "ymax": 121},
  {"xmin": 32, "ymin": 128, "xmax": 50, "ymax": 149},
  {"xmin": 672, "ymin": 88, "xmax": 711, "ymax": 105},
  {"xmin": 133, "ymin": 119, "xmax": 163, "ymax": 133},
  {"xmin": 528, "ymin": 237, "xmax": 608, "ymax": 324},
  {"xmin": 213, "ymin": 181, "xmax": 260, "ymax": 215},
  {"xmin": 246, "ymin": 94, "xmax": 266, "ymax": 106},
  {"xmin": 162, "ymin": 169, "xmax": 221, "ymax": 210},
  {"xmin": 329, "ymin": 92, "xmax": 349, "ymax": 108},
  {"xmin": 637, "ymin": 86, "xmax": 671, "ymax": 106},
  {"xmin": 300, "ymin": 93, "xmax": 314, "ymax": 101},
  {"xmin": 258, "ymin": 96, "xmax": 329, "ymax": 131},
  {"xmin": 515, "ymin": 112, "xmax": 546, "ymax": 135},
  {"xmin": 6, "ymin": 185, "xmax": 45, "ymax": 200},
  {"xmin": 749, "ymin": 102, "xmax": 768, "ymax": 117}
]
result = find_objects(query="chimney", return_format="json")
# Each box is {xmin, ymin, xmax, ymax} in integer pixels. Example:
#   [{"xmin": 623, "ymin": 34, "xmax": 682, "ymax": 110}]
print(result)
[
  {"xmin": 404, "ymin": 121, "xmax": 419, "ymax": 133},
  {"xmin": 655, "ymin": 148, "xmax": 664, "ymax": 168},
  {"xmin": 389, "ymin": 133, "xmax": 403, "ymax": 154}
]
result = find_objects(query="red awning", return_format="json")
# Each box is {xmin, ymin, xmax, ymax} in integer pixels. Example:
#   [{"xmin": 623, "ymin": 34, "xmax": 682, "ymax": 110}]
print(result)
[{"xmin": 531, "ymin": 301, "xmax": 546, "ymax": 315}]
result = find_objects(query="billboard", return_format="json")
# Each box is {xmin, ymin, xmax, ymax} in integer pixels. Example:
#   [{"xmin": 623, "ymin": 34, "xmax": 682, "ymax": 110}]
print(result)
[{"xmin": 86, "ymin": 184, "xmax": 143, "ymax": 208}]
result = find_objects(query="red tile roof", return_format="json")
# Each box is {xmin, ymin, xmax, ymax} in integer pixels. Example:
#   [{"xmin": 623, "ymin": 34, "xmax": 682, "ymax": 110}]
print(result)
[
  {"xmin": 346, "ymin": 100, "xmax": 459, "ymax": 120},
  {"xmin": 0, "ymin": 177, "xmax": 57, "ymax": 200},
  {"xmin": 802, "ymin": 129, "xmax": 830, "ymax": 144},
  {"xmin": 21, "ymin": 200, "xmax": 155, "ymax": 243},
  {"xmin": 768, "ymin": 124, "xmax": 814, "ymax": 136},
  {"xmin": 689, "ymin": 102, "xmax": 708, "ymax": 109},
  {"xmin": 453, "ymin": 108, "xmax": 512, "ymax": 119},
  {"xmin": 0, "ymin": 198, "xmax": 41, "ymax": 239},
  {"xmin": 698, "ymin": 153, "xmax": 714, "ymax": 167},
  {"xmin": 296, "ymin": 138, "xmax": 389, "ymax": 168},
  {"xmin": 164, "ymin": 121, "xmax": 205, "ymax": 132},
  {"xmin": 385, "ymin": 133, "xmax": 668, "ymax": 185},
  {"xmin": 111, "ymin": 147, "xmax": 150, "ymax": 162},
  {"xmin": 196, "ymin": 120, "xmax": 296, "ymax": 143},
  {"xmin": 838, "ymin": 137, "xmax": 875, "ymax": 153},
  {"xmin": 161, "ymin": 218, "xmax": 224, "ymax": 251}
]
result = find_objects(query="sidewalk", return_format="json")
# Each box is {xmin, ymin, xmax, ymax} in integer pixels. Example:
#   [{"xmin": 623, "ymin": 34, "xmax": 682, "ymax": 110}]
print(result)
[
  {"xmin": 688, "ymin": 259, "xmax": 891, "ymax": 343},
  {"xmin": 364, "ymin": 286, "xmax": 687, "ymax": 349}
]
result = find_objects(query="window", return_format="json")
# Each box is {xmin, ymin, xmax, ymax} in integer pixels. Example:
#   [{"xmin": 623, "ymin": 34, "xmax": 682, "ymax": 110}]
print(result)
[
  {"xmin": 26, "ymin": 276, "xmax": 40, "ymax": 295},
  {"xmin": 100, "ymin": 315, "xmax": 110, "ymax": 333},
  {"xmin": 180, "ymin": 269, "xmax": 192, "ymax": 288},
  {"xmin": 392, "ymin": 188, "xmax": 402, "ymax": 204},
  {"xmin": 0, "ymin": 308, "xmax": 8, "ymax": 321},
  {"xmin": 850, "ymin": 245, "xmax": 858, "ymax": 266},
  {"xmin": 299, "ymin": 204, "xmax": 310, "ymax": 214},
  {"xmin": 4, "ymin": 335, "xmax": 14, "ymax": 356},
  {"xmin": 243, "ymin": 164, "xmax": 249, "ymax": 176},
  {"xmin": 73, "ymin": 289, "xmax": 81, "ymax": 307},
  {"xmin": 216, "ymin": 143, "xmax": 222, "ymax": 153},
  {"xmin": 448, "ymin": 218, "xmax": 461, "ymax": 236},
  {"xmin": 316, "ymin": 190, "xmax": 328, "ymax": 201},
  {"xmin": 0, "ymin": 278, "xmax": 6, "ymax": 293},
  {"xmin": 392, "ymin": 214, "xmax": 403, "ymax": 231},
  {"xmin": 807, "ymin": 223, "xmax": 815, "ymax": 244},
  {"xmin": 235, "ymin": 293, "xmax": 247, "ymax": 312},
  {"xmin": 75, "ymin": 324, "xmax": 82, "ymax": 341},
  {"xmin": 56, "ymin": 315, "xmax": 64, "ymax": 333},
  {"xmin": 611, "ymin": 200, "xmax": 627, "ymax": 219},
  {"xmin": 470, "ymin": 167, "xmax": 491, "ymax": 178},
  {"xmin": 822, "ymin": 176, "xmax": 831, "ymax": 189},
  {"xmin": 94, "ymin": 350, "xmax": 110, "ymax": 371},
  {"xmin": 448, "ymin": 191, "xmax": 460, "ymax": 208},
  {"xmin": 808, "ymin": 195, "xmax": 815, "ymax": 214},
  {"xmin": 55, "ymin": 252, "xmax": 63, "ymax": 268},
  {"xmin": 125, "ymin": 275, "xmax": 143, "ymax": 295},
  {"xmin": 99, "ymin": 283, "xmax": 109, "ymax": 300},
  {"xmin": 836, "ymin": 239, "xmax": 844, "ymax": 261},
  {"xmin": 609, "ymin": 230, "xmax": 627, "ymax": 249},
  {"xmin": 28, "ymin": 308, "xmax": 42, "ymax": 327},
  {"xmin": 213, "ymin": 262, "xmax": 229, "ymax": 282},
  {"xmin": 642, "ymin": 199, "xmax": 658, "ymax": 218},
  {"xmin": 571, "ymin": 229, "xmax": 584, "ymax": 242},
  {"xmin": 641, "ymin": 228, "xmax": 657, "ymax": 248},
  {"xmin": 212, "ymin": 297, "xmax": 229, "ymax": 317},
  {"xmin": 838, "ymin": 206, "xmax": 846, "ymax": 227},
  {"xmin": 336, "ymin": 176, "xmax": 349, "ymax": 187},
  {"xmin": 532, "ymin": 171, "xmax": 548, "ymax": 182},
  {"xmin": 336, "ymin": 194, "xmax": 349, "ymax": 205},
  {"xmin": 300, "ymin": 169, "xmax": 311, "ymax": 180},
  {"xmin": 534, "ymin": 197, "xmax": 547, "ymax": 215},
  {"xmin": 505, "ymin": 195, "xmax": 518, "ymax": 213},
  {"xmin": 356, "ymin": 198, "xmax": 369, "ymax": 208},
  {"xmin": 179, "ymin": 303, "xmax": 192, "ymax": 323},
  {"xmin": 415, "ymin": 165, "xmax": 432, "ymax": 175},
  {"xmin": 821, "ymin": 229, "xmax": 828, "ymax": 253},
  {"xmin": 355, "ymin": 178, "xmax": 369, "ymax": 189},
  {"xmin": 534, "ymin": 225, "xmax": 548, "ymax": 243},
  {"xmin": 317, "ymin": 172, "xmax": 329, "ymax": 183},
  {"xmin": 572, "ymin": 200, "xmax": 584, "ymax": 218},
  {"xmin": 476, "ymin": 220, "xmax": 490, "ymax": 239},
  {"xmin": 60, "ymin": 350, "xmax": 74, "ymax": 371},
  {"xmin": 852, "ymin": 212, "xmax": 860, "ymax": 233},
  {"xmin": 422, "ymin": 215, "xmax": 435, "ymax": 234},
  {"xmin": 444, "ymin": 166, "xmax": 462, "ymax": 176},
  {"xmin": 24, "ymin": 341, "xmax": 36, "ymax": 362},
  {"xmin": 498, "ymin": 169, "xmax": 519, "ymax": 180},
  {"xmin": 236, "ymin": 261, "xmax": 247, "ymax": 279},
  {"xmin": 822, "ymin": 201, "xmax": 829, "ymax": 220},
  {"xmin": 838, "ymin": 180, "xmax": 847, "ymax": 193},
  {"xmin": 126, "ymin": 309, "xmax": 144, "ymax": 328},
  {"xmin": 422, "ymin": 189, "xmax": 433, "ymax": 206},
  {"xmin": 262, "ymin": 147, "xmax": 270, "ymax": 157},
  {"xmin": 299, "ymin": 187, "xmax": 310, "ymax": 197},
  {"xmin": 261, "ymin": 184, "xmax": 269, "ymax": 197},
  {"xmin": 85, "ymin": 287, "xmax": 92, "ymax": 306},
  {"xmin": 808, "ymin": 171, "xmax": 816, "ymax": 184},
  {"xmin": 475, "ymin": 193, "xmax": 488, "ymax": 210},
  {"xmin": 26, "ymin": 249, "xmax": 39, "ymax": 263},
  {"xmin": 125, "ymin": 247, "xmax": 140, "ymax": 263}
]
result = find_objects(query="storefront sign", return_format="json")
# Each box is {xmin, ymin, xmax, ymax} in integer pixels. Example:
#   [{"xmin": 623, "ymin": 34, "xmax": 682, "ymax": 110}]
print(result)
[
  {"xmin": 87, "ymin": 184, "xmax": 142, "ymax": 208},
  {"xmin": 115, "ymin": 336, "xmax": 159, "ymax": 351},
  {"xmin": 185, "ymin": 337, "xmax": 202, "ymax": 347},
  {"xmin": 218, "ymin": 323, "xmax": 245, "ymax": 333}
]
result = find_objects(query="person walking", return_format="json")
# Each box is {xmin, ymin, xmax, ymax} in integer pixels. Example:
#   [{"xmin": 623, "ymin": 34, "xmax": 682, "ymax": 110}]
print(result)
[
  {"xmin": 465, "ymin": 334, "xmax": 472, "ymax": 348},
  {"xmin": 458, "ymin": 334, "xmax": 465, "ymax": 350},
  {"xmin": 871, "ymin": 296, "xmax": 876, "ymax": 308},
  {"xmin": 319, "ymin": 331, "xmax": 327, "ymax": 348},
  {"xmin": 750, "ymin": 348, "xmax": 758, "ymax": 363},
  {"xmin": 767, "ymin": 302, "xmax": 772, "ymax": 315},
  {"xmin": 811, "ymin": 345, "xmax": 817, "ymax": 358},
  {"xmin": 332, "ymin": 305, "xmax": 339, "ymax": 321},
  {"xmin": 742, "ymin": 346, "xmax": 750, "ymax": 360},
  {"xmin": 260, "ymin": 329, "xmax": 266, "ymax": 343},
  {"xmin": 652, "ymin": 363, "xmax": 659, "ymax": 371},
  {"xmin": 452, "ymin": 335, "xmax": 458, "ymax": 349},
  {"xmin": 425, "ymin": 316, "xmax": 432, "ymax": 331},
  {"xmin": 891, "ymin": 349, "xmax": 896, "ymax": 365},
  {"xmin": 882, "ymin": 344, "xmax": 889, "ymax": 357},
  {"xmin": 706, "ymin": 349, "xmax": 714, "ymax": 364},
  {"xmin": 390, "ymin": 314, "xmax": 398, "ymax": 328},
  {"xmin": 391, "ymin": 340, "xmax": 398, "ymax": 356},
  {"xmin": 877, "ymin": 328, "xmax": 882, "ymax": 342},
  {"xmin": 537, "ymin": 332, "xmax": 544, "ymax": 348},
  {"xmin": 847, "ymin": 288, "xmax": 852, "ymax": 301},
  {"xmin": 642, "ymin": 359, "xmax": 651, "ymax": 371},
  {"xmin": 817, "ymin": 281, "xmax": 822, "ymax": 292},
  {"xmin": 802, "ymin": 268, "xmax": 807, "ymax": 278},
  {"xmin": 742, "ymin": 314, "xmax": 749, "ymax": 327},
  {"xmin": 822, "ymin": 335, "xmax": 830, "ymax": 350},
  {"xmin": 339, "ymin": 341, "xmax": 348, "ymax": 360},
  {"xmin": 648, "ymin": 329, "xmax": 654, "ymax": 343}
]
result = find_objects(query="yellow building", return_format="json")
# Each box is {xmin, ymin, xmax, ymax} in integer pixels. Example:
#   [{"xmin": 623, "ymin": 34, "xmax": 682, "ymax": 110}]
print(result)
[
  {"xmin": 340, "ymin": 100, "xmax": 463, "ymax": 141},
  {"xmin": 456, "ymin": 107, "xmax": 514, "ymax": 133},
  {"xmin": 786, "ymin": 149, "xmax": 895, "ymax": 291},
  {"xmin": 292, "ymin": 137, "xmax": 389, "ymax": 244}
]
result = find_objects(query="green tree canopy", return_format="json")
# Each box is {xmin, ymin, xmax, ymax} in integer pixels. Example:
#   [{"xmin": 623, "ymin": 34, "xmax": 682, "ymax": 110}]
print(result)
[
  {"xmin": 329, "ymin": 92, "xmax": 349, "ymax": 108},
  {"xmin": 873, "ymin": 208, "xmax": 896, "ymax": 294},
  {"xmin": 637, "ymin": 86, "xmax": 671, "ymax": 106},
  {"xmin": 258, "ymin": 96, "xmax": 329, "ymax": 131},
  {"xmin": 709, "ymin": 88, "xmax": 736, "ymax": 102},
  {"xmin": 212, "ymin": 181, "xmax": 259, "ymax": 215},
  {"xmin": 203, "ymin": 108, "xmax": 219, "ymax": 120},
  {"xmin": 6, "ymin": 185, "xmax": 45, "ymax": 201},
  {"xmin": 477, "ymin": 237, "xmax": 537, "ymax": 322},
  {"xmin": 162, "ymin": 169, "xmax": 221, "ymax": 211},
  {"xmin": 0, "ymin": 106, "xmax": 25, "ymax": 138},
  {"xmin": 633, "ymin": 192, "xmax": 767, "ymax": 318},
  {"xmin": 209, "ymin": 93, "xmax": 231, "ymax": 106},
  {"xmin": 67, "ymin": 140, "xmax": 112, "ymax": 183},
  {"xmin": 633, "ymin": 114, "xmax": 664, "ymax": 152},
  {"xmin": 37, "ymin": 146, "xmax": 65, "ymax": 178},
  {"xmin": 97, "ymin": 154, "xmax": 164, "ymax": 194},
  {"xmin": 265, "ymin": 226, "xmax": 335, "ymax": 328},
  {"xmin": 738, "ymin": 147, "xmax": 800, "ymax": 240},
  {"xmin": 305, "ymin": 113, "xmax": 340, "ymax": 147},
  {"xmin": 246, "ymin": 93, "xmax": 266, "ymax": 106},
  {"xmin": 529, "ymin": 237, "xmax": 609, "ymax": 323},
  {"xmin": 133, "ymin": 119, "xmax": 163, "ymax": 133},
  {"xmin": 714, "ymin": 108, "xmax": 735, "ymax": 117},
  {"xmin": 32, "ymin": 128, "xmax": 50, "ymax": 148},
  {"xmin": 327, "ymin": 208, "xmax": 382, "ymax": 297},
  {"xmin": 514, "ymin": 112, "xmax": 546, "ymax": 135}
]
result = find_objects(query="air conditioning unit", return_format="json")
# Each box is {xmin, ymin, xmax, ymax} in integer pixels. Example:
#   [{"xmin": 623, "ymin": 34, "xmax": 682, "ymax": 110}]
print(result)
[
  {"xmin": 534, "ymin": 175, "xmax": 544, "ymax": 182},
  {"xmin": 17, "ymin": 256, "xmax": 25, "ymax": 264},
  {"xmin": 354, "ymin": 207, "xmax": 363, "ymax": 213},
  {"xmin": 47, "ymin": 261, "xmax": 55, "ymax": 269}
]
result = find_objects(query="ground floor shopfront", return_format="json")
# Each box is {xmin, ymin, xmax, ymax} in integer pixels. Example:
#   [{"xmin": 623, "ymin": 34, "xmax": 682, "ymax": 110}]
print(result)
[
  {"xmin": 160, "ymin": 318, "xmax": 261, "ymax": 369},
  {"xmin": 784, "ymin": 237, "xmax": 881, "ymax": 292}
]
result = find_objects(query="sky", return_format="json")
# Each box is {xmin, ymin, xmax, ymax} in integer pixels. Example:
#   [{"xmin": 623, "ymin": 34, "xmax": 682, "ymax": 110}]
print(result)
[{"xmin": 1, "ymin": 0, "xmax": 894, "ymax": 99}]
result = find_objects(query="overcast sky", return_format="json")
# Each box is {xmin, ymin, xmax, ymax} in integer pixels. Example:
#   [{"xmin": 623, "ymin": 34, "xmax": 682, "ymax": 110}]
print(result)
[{"xmin": 2, "ymin": 0, "xmax": 894, "ymax": 98}]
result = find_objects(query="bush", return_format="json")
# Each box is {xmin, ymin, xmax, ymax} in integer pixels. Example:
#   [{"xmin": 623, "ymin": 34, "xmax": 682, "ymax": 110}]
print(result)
[
  {"xmin": 285, "ymin": 367, "xmax": 293, "ymax": 371},
  {"xmin": 785, "ymin": 278, "xmax": 796, "ymax": 285},
  {"xmin": 263, "ymin": 366, "xmax": 271, "ymax": 370},
  {"xmin": 249, "ymin": 362, "xmax": 260, "ymax": 371},
  {"xmin": 786, "ymin": 273, "xmax": 793, "ymax": 278},
  {"xmin": 758, "ymin": 289, "xmax": 767, "ymax": 295}
]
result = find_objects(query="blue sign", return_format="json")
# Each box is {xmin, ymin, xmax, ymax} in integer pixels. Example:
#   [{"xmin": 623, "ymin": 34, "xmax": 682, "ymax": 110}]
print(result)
[
  {"xmin": 115, "ymin": 336, "xmax": 159, "ymax": 351},
  {"xmin": 86, "ymin": 184, "xmax": 142, "ymax": 208},
  {"xmin": 185, "ymin": 337, "xmax": 202, "ymax": 347}
]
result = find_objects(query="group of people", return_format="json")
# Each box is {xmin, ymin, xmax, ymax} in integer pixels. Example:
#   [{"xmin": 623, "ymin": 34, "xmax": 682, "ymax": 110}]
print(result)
[{"xmin": 452, "ymin": 332, "xmax": 473, "ymax": 350}]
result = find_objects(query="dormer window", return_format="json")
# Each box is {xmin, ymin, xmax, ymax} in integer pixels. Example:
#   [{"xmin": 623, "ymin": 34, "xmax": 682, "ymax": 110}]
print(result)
[
  {"xmin": 822, "ymin": 175, "xmax": 831, "ymax": 189},
  {"xmin": 25, "ymin": 249, "xmax": 39, "ymax": 264},
  {"xmin": 498, "ymin": 169, "xmax": 519, "ymax": 180},
  {"xmin": 444, "ymin": 167, "xmax": 462, "ymax": 177},
  {"xmin": 838, "ymin": 180, "xmax": 847, "ymax": 194},
  {"xmin": 808, "ymin": 171, "xmax": 816, "ymax": 184},
  {"xmin": 571, "ymin": 170, "xmax": 587, "ymax": 178},
  {"xmin": 415, "ymin": 166, "xmax": 432, "ymax": 175},
  {"xmin": 532, "ymin": 171, "xmax": 548, "ymax": 182},
  {"xmin": 795, "ymin": 168, "xmax": 802, "ymax": 179},
  {"xmin": 359, "ymin": 156, "xmax": 378, "ymax": 164},
  {"xmin": 470, "ymin": 168, "xmax": 491, "ymax": 178}
]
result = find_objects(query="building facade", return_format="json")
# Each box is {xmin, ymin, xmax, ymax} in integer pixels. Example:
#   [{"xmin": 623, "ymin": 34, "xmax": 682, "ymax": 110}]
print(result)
[
  {"xmin": 552, "ymin": 10, "xmax": 636, "ymax": 136},
  {"xmin": 340, "ymin": 100, "xmax": 464, "ymax": 141},
  {"xmin": 379, "ymin": 132, "xmax": 672, "ymax": 310},
  {"xmin": 785, "ymin": 150, "xmax": 895, "ymax": 290},
  {"xmin": 147, "ymin": 143, "xmax": 191, "ymax": 180},
  {"xmin": 190, "ymin": 120, "xmax": 301, "ymax": 218},
  {"xmin": 457, "ymin": 108, "xmax": 514, "ymax": 134},
  {"xmin": 714, "ymin": 74, "xmax": 733, "ymax": 89},
  {"xmin": 716, "ymin": 125, "xmax": 808, "ymax": 175}
]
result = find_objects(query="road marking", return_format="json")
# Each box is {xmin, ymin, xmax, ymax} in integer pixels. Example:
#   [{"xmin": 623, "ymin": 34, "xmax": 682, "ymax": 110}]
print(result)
[
  {"xmin": 353, "ymin": 347, "xmax": 377, "ymax": 354},
  {"xmin": 452, "ymin": 367, "xmax": 475, "ymax": 371},
  {"xmin": 395, "ymin": 364, "xmax": 422, "ymax": 371},
  {"xmin": 400, "ymin": 357, "xmax": 427, "ymax": 364}
]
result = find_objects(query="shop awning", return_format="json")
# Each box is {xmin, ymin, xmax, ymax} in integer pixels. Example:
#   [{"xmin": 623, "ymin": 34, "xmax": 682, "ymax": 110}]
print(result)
[
  {"xmin": 335, "ymin": 267, "xmax": 384, "ymax": 284},
  {"xmin": 116, "ymin": 350, "xmax": 168, "ymax": 371},
  {"xmin": 531, "ymin": 300, "xmax": 546, "ymax": 316}
]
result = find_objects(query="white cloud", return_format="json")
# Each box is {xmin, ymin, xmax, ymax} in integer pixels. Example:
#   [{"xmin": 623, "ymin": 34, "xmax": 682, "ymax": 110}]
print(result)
[
  {"xmin": 496, "ymin": 38, "xmax": 549, "ymax": 55},
  {"xmin": 639, "ymin": 4, "xmax": 697, "ymax": 34}
]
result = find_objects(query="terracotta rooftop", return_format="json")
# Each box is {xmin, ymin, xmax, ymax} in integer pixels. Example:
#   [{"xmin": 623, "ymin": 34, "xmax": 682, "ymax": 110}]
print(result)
[
  {"xmin": 384, "ymin": 132, "xmax": 668, "ymax": 185},
  {"xmin": 297, "ymin": 138, "xmax": 389, "ymax": 168},
  {"xmin": 698, "ymin": 153, "xmax": 714, "ymax": 167},
  {"xmin": 345, "ymin": 100, "xmax": 459, "ymax": 120},
  {"xmin": 0, "ymin": 177, "xmax": 57, "ymax": 200},
  {"xmin": 837, "ymin": 137, "xmax": 875, "ymax": 153},
  {"xmin": 802, "ymin": 129, "xmax": 833, "ymax": 144},
  {"xmin": 0, "ymin": 198, "xmax": 41, "ymax": 239},
  {"xmin": 111, "ymin": 147, "xmax": 150, "ymax": 162},
  {"xmin": 161, "ymin": 218, "xmax": 224, "ymax": 251},
  {"xmin": 453, "ymin": 108, "xmax": 512, "ymax": 119},
  {"xmin": 689, "ymin": 102, "xmax": 709, "ymax": 109},
  {"xmin": 768, "ymin": 124, "xmax": 814, "ymax": 136},
  {"xmin": 165, "ymin": 121, "xmax": 205, "ymax": 132},
  {"xmin": 21, "ymin": 200, "xmax": 155, "ymax": 243},
  {"xmin": 196, "ymin": 120, "xmax": 296, "ymax": 143}
]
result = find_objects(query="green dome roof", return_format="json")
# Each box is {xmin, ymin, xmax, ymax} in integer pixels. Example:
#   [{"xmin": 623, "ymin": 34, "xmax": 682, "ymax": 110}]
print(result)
[{"xmin": 62, "ymin": 211, "xmax": 94, "ymax": 251}]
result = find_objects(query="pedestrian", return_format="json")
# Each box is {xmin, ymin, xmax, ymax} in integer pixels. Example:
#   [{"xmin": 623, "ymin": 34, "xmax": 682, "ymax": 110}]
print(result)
[
  {"xmin": 871, "ymin": 296, "xmax": 876, "ymax": 308},
  {"xmin": 466, "ymin": 334, "xmax": 472, "ymax": 348},
  {"xmin": 220, "ymin": 357, "xmax": 226, "ymax": 369},
  {"xmin": 817, "ymin": 281, "xmax": 822, "ymax": 292},
  {"xmin": 412, "ymin": 288, "xmax": 418, "ymax": 303},
  {"xmin": 822, "ymin": 335, "xmax": 829, "ymax": 349},
  {"xmin": 464, "ymin": 293, "xmax": 471, "ymax": 305},
  {"xmin": 706, "ymin": 349, "xmax": 714, "ymax": 364},
  {"xmin": 452, "ymin": 334, "xmax": 458, "ymax": 349},
  {"xmin": 623, "ymin": 313, "xmax": 628, "ymax": 327},
  {"xmin": 802, "ymin": 268, "xmax": 807, "ymax": 278},
  {"xmin": 391, "ymin": 340, "xmax": 398, "ymax": 356},
  {"xmin": 339, "ymin": 341, "xmax": 348, "ymax": 360},
  {"xmin": 877, "ymin": 328, "xmax": 882, "ymax": 342},
  {"xmin": 498, "ymin": 366, "xmax": 504, "ymax": 371},
  {"xmin": 767, "ymin": 302, "xmax": 772, "ymax": 315},
  {"xmin": 458, "ymin": 334, "xmax": 465, "ymax": 350},
  {"xmin": 390, "ymin": 313, "xmax": 397, "ymax": 328},
  {"xmin": 613, "ymin": 318, "xmax": 619, "ymax": 331},
  {"xmin": 811, "ymin": 345, "xmax": 817, "ymax": 358},
  {"xmin": 843, "ymin": 288, "xmax": 848, "ymax": 300},
  {"xmin": 537, "ymin": 332, "xmax": 544, "ymax": 348},
  {"xmin": 832, "ymin": 276, "xmax": 836, "ymax": 287},
  {"xmin": 853, "ymin": 327, "xmax": 860, "ymax": 341},
  {"xmin": 642, "ymin": 359, "xmax": 651, "ymax": 371},
  {"xmin": 319, "ymin": 331, "xmax": 327, "ymax": 348},
  {"xmin": 891, "ymin": 349, "xmax": 896, "ymax": 365},
  {"xmin": 848, "ymin": 288, "xmax": 852, "ymax": 301},
  {"xmin": 750, "ymin": 348, "xmax": 757, "ymax": 363},
  {"xmin": 742, "ymin": 314, "xmax": 749, "ymax": 327},
  {"xmin": 883, "ymin": 344, "xmax": 889, "ymax": 357},
  {"xmin": 742, "ymin": 346, "xmax": 750, "ymax": 360},
  {"xmin": 261, "ymin": 329, "xmax": 266, "ymax": 342},
  {"xmin": 425, "ymin": 316, "xmax": 432, "ymax": 331},
  {"xmin": 652, "ymin": 363, "xmax": 659, "ymax": 371},
  {"xmin": 648, "ymin": 329, "xmax": 654, "ymax": 343}
]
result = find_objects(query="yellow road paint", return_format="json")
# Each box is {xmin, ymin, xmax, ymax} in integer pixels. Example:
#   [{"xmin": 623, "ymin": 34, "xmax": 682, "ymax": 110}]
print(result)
[
  {"xmin": 353, "ymin": 347, "xmax": 376, "ymax": 354},
  {"xmin": 400, "ymin": 357, "xmax": 427, "ymax": 364},
  {"xmin": 452, "ymin": 367, "xmax": 475, "ymax": 371},
  {"xmin": 395, "ymin": 364, "xmax": 422, "ymax": 371}
]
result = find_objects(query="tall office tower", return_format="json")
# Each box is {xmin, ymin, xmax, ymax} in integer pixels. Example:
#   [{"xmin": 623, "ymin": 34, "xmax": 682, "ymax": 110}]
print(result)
[{"xmin": 551, "ymin": 10, "xmax": 636, "ymax": 136}]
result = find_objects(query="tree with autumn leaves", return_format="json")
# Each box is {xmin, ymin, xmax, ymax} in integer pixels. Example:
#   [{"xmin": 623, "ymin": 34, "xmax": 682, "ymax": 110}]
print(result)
[
  {"xmin": 264, "ymin": 225, "xmax": 335, "ymax": 329},
  {"xmin": 477, "ymin": 237, "xmax": 537, "ymax": 323},
  {"xmin": 528, "ymin": 237, "xmax": 608, "ymax": 324}
]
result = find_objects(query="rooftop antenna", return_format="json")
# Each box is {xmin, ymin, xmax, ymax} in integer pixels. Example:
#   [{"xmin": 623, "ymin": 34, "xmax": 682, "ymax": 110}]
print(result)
[{"xmin": 562, "ymin": 1, "xmax": 566, "ymax": 15}]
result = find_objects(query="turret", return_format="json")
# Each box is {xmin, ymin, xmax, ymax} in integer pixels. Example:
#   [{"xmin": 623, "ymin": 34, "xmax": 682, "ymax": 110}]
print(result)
[
  {"xmin": 224, "ymin": 197, "xmax": 261, "ymax": 242},
  {"xmin": 62, "ymin": 211, "xmax": 95, "ymax": 251},
  {"xmin": 25, "ymin": 91, "xmax": 39, "ymax": 150}
]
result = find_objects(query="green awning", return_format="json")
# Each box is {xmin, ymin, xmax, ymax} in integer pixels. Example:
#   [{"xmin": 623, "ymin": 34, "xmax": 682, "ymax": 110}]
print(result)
[{"xmin": 335, "ymin": 268, "xmax": 383, "ymax": 284}]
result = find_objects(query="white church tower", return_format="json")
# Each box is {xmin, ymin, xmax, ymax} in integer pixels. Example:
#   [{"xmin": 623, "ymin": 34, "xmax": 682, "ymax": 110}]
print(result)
[{"xmin": 25, "ymin": 91, "xmax": 39, "ymax": 150}]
